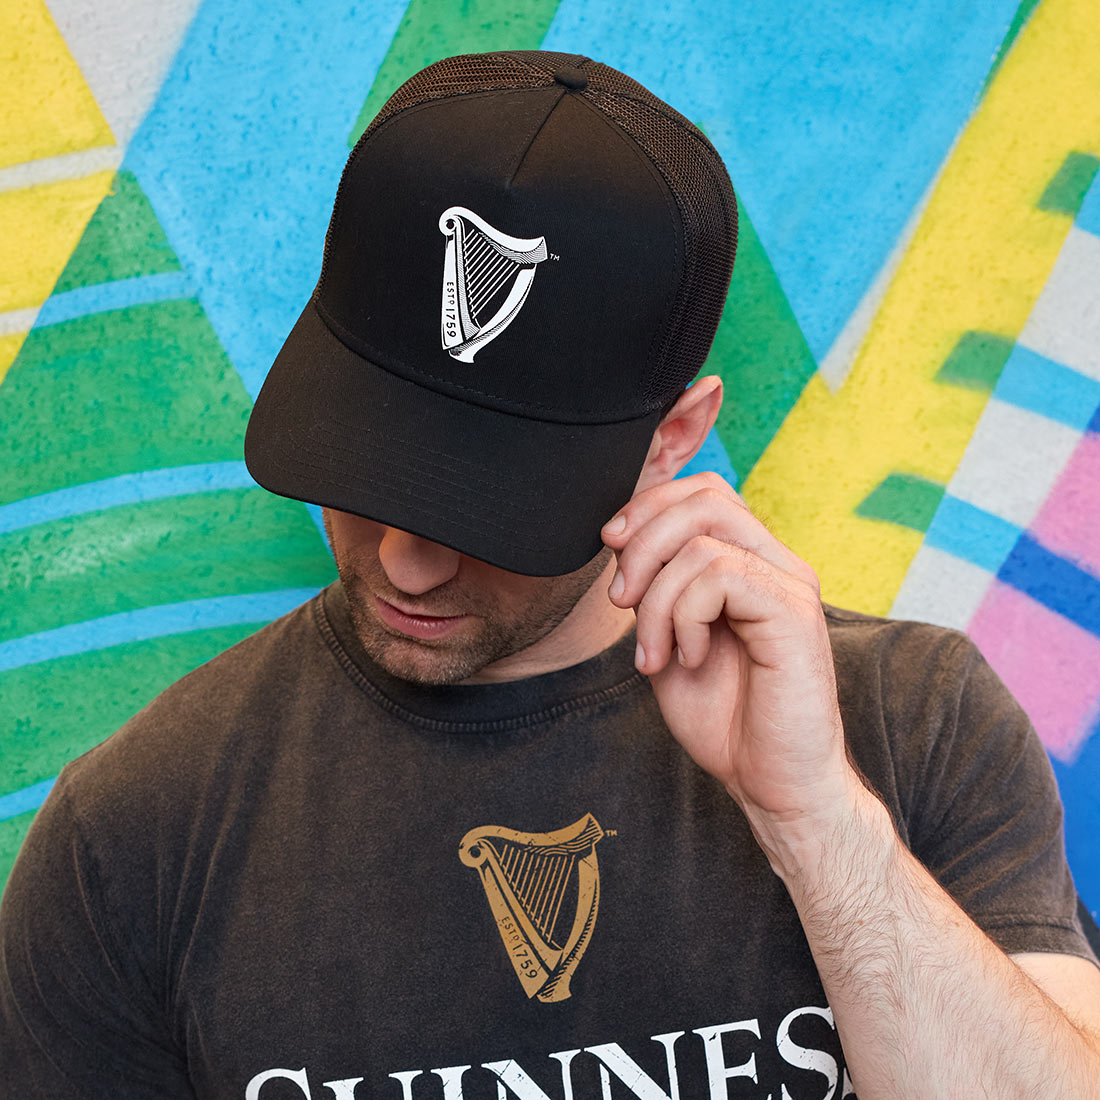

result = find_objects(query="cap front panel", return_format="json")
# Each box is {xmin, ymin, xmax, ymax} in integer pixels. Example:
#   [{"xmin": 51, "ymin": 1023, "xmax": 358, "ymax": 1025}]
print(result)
[{"xmin": 318, "ymin": 87, "xmax": 681, "ymax": 424}]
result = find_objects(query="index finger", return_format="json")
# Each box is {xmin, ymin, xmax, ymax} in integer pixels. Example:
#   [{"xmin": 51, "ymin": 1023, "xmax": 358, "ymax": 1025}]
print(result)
[
  {"xmin": 601, "ymin": 471, "xmax": 745, "ymax": 544},
  {"xmin": 607, "ymin": 487, "xmax": 813, "ymax": 610}
]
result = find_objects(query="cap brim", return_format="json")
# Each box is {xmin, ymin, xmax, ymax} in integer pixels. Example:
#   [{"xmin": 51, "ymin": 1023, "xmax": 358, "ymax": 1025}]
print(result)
[{"xmin": 245, "ymin": 300, "xmax": 661, "ymax": 576}]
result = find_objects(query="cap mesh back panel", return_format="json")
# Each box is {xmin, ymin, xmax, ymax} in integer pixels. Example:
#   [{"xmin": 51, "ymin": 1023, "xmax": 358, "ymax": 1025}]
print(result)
[
  {"xmin": 586, "ymin": 67, "xmax": 738, "ymax": 405},
  {"xmin": 362, "ymin": 52, "xmax": 576, "ymax": 141}
]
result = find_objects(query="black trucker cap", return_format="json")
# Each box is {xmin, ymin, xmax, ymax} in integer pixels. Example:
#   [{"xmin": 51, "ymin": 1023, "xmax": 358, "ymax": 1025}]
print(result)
[{"xmin": 245, "ymin": 50, "xmax": 738, "ymax": 575}]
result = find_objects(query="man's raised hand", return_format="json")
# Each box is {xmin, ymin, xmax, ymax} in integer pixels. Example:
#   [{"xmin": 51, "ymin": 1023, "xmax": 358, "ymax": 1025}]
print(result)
[{"xmin": 601, "ymin": 472, "xmax": 865, "ymax": 861}]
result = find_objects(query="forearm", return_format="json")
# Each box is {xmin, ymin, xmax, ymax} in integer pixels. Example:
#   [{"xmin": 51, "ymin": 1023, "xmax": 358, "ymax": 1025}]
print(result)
[{"xmin": 745, "ymin": 779, "xmax": 1100, "ymax": 1100}]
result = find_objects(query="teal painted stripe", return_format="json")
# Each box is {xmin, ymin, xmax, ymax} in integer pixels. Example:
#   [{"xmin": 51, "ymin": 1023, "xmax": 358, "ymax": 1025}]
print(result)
[
  {"xmin": 1078, "ymin": 174, "xmax": 1100, "ymax": 238},
  {"xmin": 0, "ymin": 590, "xmax": 318, "ymax": 673},
  {"xmin": 34, "ymin": 273, "xmax": 195, "ymax": 328},
  {"xmin": 0, "ymin": 463, "xmax": 255, "ymax": 536},
  {"xmin": 994, "ymin": 346, "xmax": 1100, "ymax": 430},
  {"xmin": 0, "ymin": 779, "xmax": 56, "ymax": 823},
  {"xmin": 925, "ymin": 495, "xmax": 1023, "ymax": 574},
  {"xmin": 124, "ymin": 0, "xmax": 408, "ymax": 399}
]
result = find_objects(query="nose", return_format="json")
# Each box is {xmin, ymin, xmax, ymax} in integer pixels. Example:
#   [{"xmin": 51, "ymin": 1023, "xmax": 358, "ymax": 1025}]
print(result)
[{"xmin": 377, "ymin": 527, "xmax": 461, "ymax": 596}]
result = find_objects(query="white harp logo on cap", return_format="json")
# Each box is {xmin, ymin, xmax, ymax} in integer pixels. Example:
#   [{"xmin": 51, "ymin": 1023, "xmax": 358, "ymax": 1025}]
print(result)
[{"xmin": 439, "ymin": 206, "xmax": 548, "ymax": 362}]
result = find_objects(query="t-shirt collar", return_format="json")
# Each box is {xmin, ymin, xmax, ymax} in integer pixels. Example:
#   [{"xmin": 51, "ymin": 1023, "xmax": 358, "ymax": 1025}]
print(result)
[{"xmin": 318, "ymin": 579, "xmax": 643, "ymax": 730}]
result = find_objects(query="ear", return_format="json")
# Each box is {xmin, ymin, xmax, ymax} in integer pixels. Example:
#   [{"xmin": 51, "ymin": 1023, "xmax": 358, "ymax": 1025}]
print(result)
[{"xmin": 633, "ymin": 375, "xmax": 723, "ymax": 493}]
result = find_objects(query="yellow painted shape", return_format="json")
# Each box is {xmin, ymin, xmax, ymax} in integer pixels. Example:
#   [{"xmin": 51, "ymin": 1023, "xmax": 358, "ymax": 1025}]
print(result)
[
  {"xmin": 0, "ymin": 0, "xmax": 114, "ymax": 169},
  {"xmin": 742, "ymin": 0, "xmax": 1100, "ymax": 616},
  {"xmin": 0, "ymin": 333, "xmax": 27, "ymax": 388},
  {"xmin": 0, "ymin": 172, "xmax": 115, "ymax": 312}
]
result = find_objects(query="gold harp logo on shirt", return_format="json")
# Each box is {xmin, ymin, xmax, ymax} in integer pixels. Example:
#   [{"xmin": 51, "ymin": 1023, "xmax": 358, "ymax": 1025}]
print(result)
[{"xmin": 459, "ymin": 814, "xmax": 604, "ymax": 1002}]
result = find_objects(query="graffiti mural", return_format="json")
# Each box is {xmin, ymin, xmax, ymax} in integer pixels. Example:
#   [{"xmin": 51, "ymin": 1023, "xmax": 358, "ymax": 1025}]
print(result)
[{"xmin": 1, "ymin": 0, "xmax": 1098, "ymax": 918}]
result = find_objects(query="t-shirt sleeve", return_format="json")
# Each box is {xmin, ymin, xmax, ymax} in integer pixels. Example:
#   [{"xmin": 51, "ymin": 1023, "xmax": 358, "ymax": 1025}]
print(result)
[
  {"xmin": 898, "ymin": 632, "xmax": 1098, "ymax": 966},
  {"xmin": 0, "ymin": 777, "xmax": 195, "ymax": 1098}
]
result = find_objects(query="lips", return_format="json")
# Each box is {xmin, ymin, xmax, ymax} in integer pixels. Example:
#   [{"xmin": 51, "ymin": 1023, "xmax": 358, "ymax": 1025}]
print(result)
[{"xmin": 374, "ymin": 597, "xmax": 469, "ymax": 640}]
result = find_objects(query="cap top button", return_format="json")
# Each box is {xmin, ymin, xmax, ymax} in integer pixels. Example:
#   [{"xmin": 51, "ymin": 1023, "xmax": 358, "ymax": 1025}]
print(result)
[{"xmin": 553, "ymin": 67, "xmax": 589, "ymax": 91}]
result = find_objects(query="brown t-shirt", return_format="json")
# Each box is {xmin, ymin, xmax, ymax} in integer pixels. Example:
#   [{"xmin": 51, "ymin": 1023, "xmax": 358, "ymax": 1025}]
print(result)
[{"xmin": 1, "ymin": 582, "xmax": 1095, "ymax": 1099}]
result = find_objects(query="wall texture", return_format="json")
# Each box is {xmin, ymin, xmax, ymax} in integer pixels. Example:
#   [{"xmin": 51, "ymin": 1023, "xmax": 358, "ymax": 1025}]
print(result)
[{"xmin": 2, "ymin": 0, "xmax": 1098, "ymax": 916}]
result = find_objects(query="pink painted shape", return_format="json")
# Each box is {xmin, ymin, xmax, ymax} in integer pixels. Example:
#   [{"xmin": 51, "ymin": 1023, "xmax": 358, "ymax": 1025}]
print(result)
[
  {"xmin": 968, "ymin": 580, "xmax": 1100, "ymax": 761},
  {"xmin": 1030, "ymin": 433, "xmax": 1100, "ymax": 579}
]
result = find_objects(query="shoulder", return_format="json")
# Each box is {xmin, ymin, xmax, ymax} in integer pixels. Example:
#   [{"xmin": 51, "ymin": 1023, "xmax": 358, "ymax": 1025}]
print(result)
[
  {"xmin": 823, "ymin": 602, "xmax": 972, "ymax": 668},
  {"xmin": 54, "ymin": 589, "xmax": 335, "ymax": 826},
  {"xmin": 821, "ymin": 602, "xmax": 1007, "ymax": 724},
  {"xmin": 820, "ymin": 603, "xmax": 1039, "ymax": 831},
  {"xmin": 821, "ymin": 599, "xmax": 1028, "ymax": 745}
]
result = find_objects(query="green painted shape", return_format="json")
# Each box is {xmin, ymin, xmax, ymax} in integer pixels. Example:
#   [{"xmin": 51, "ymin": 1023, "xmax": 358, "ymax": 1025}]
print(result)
[
  {"xmin": 0, "ymin": 300, "xmax": 252, "ymax": 505},
  {"xmin": 706, "ymin": 198, "xmax": 818, "ymax": 486},
  {"xmin": 934, "ymin": 330, "xmax": 1015, "ymax": 392},
  {"xmin": 980, "ymin": 0, "xmax": 1042, "ymax": 101},
  {"xmin": 348, "ymin": 0, "xmax": 562, "ymax": 146},
  {"xmin": 855, "ymin": 473, "xmax": 946, "ymax": 532},
  {"xmin": 1037, "ymin": 152, "xmax": 1100, "ymax": 217},
  {"xmin": 0, "ymin": 623, "xmax": 265, "ymax": 890},
  {"xmin": 53, "ymin": 171, "xmax": 182, "ymax": 294},
  {"xmin": 0, "ymin": 489, "xmax": 335, "ymax": 644},
  {"xmin": 0, "ymin": 623, "xmax": 267, "ymax": 793}
]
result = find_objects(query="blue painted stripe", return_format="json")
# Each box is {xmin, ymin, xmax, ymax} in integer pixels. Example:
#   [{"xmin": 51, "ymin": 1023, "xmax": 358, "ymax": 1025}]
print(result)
[
  {"xmin": 1090, "ymin": 403, "xmax": 1100, "ymax": 435},
  {"xmin": 124, "ymin": 0, "xmax": 409, "ymax": 399},
  {"xmin": 0, "ymin": 779, "xmax": 56, "ymax": 823},
  {"xmin": 304, "ymin": 501, "xmax": 330, "ymax": 547},
  {"xmin": 994, "ymin": 345, "xmax": 1100, "ymax": 430},
  {"xmin": 0, "ymin": 590, "xmax": 318, "ymax": 673},
  {"xmin": 1051, "ymin": 713, "xmax": 1100, "ymax": 912},
  {"xmin": 1076, "ymin": 175, "xmax": 1100, "ymax": 238},
  {"xmin": 34, "ymin": 273, "xmax": 195, "ymax": 329},
  {"xmin": 0, "ymin": 462, "xmax": 256, "ymax": 537},
  {"xmin": 544, "ymin": 0, "xmax": 1019, "ymax": 363},
  {"xmin": 998, "ymin": 535, "xmax": 1100, "ymax": 640},
  {"xmin": 677, "ymin": 426, "xmax": 739, "ymax": 487},
  {"xmin": 925, "ymin": 495, "xmax": 1022, "ymax": 574}
]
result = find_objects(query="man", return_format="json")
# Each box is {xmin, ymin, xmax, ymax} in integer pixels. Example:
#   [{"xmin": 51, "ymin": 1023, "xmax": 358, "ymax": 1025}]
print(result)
[{"xmin": 2, "ymin": 49, "xmax": 1099, "ymax": 1099}]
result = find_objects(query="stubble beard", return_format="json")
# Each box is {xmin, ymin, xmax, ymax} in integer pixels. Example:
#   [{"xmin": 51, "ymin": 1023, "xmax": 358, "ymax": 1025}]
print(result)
[{"xmin": 335, "ymin": 549, "xmax": 614, "ymax": 686}]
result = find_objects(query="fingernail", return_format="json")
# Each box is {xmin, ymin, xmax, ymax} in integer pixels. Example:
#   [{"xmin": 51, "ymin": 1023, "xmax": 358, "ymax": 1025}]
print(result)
[
  {"xmin": 634, "ymin": 642, "xmax": 646, "ymax": 670},
  {"xmin": 609, "ymin": 570, "xmax": 625, "ymax": 600},
  {"xmin": 603, "ymin": 514, "xmax": 626, "ymax": 536},
  {"xmin": 676, "ymin": 646, "xmax": 685, "ymax": 667}
]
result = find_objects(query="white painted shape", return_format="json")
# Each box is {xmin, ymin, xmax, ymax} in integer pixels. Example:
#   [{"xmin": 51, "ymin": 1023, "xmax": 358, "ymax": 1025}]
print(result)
[
  {"xmin": 817, "ymin": 131, "xmax": 955, "ymax": 391},
  {"xmin": 1017, "ymin": 225, "xmax": 1100, "ymax": 382},
  {"xmin": 889, "ymin": 543, "xmax": 992, "ymax": 629},
  {"xmin": 947, "ymin": 398, "xmax": 1080, "ymax": 527},
  {"xmin": 0, "ymin": 308, "xmax": 39, "ymax": 338},
  {"xmin": 0, "ymin": 146, "xmax": 121, "ymax": 194},
  {"xmin": 44, "ymin": 0, "xmax": 203, "ymax": 148}
]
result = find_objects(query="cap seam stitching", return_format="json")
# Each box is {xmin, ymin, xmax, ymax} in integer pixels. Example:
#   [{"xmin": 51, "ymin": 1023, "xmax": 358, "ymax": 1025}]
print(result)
[
  {"xmin": 312, "ymin": 297, "xmax": 664, "ymax": 425},
  {"xmin": 319, "ymin": 415, "xmax": 579, "ymax": 507},
  {"xmin": 506, "ymin": 84, "xmax": 568, "ymax": 188},
  {"xmin": 270, "ymin": 435, "xmax": 556, "ymax": 552}
]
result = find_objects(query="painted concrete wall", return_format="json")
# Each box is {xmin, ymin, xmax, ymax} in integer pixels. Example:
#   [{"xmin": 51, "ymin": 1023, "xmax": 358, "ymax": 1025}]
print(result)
[{"xmin": 2, "ymin": 0, "xmax": 1098, "ymax": 917}]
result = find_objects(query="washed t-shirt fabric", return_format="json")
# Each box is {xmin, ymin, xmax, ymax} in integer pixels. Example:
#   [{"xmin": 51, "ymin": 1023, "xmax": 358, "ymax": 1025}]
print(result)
[{"xmin": 1, "ymin": 580, "xmax": 1095, "ymax": 1099}]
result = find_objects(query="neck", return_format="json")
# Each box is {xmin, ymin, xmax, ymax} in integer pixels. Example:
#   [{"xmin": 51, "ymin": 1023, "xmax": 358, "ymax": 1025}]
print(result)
[{"xmin": 460, "ymin": 555, "xmax": 636, "ymax": 684}]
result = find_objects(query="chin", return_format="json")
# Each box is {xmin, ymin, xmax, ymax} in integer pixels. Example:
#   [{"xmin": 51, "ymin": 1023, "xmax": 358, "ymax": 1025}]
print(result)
[{"xmin": 370, "ymin": 635, "xmax": 491, "ymax": 686}]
